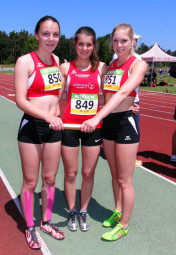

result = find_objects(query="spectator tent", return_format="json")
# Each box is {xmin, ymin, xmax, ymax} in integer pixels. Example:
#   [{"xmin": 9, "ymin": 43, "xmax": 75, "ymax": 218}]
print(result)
[
  {"xmin": 140, "ymin": 43, "xmax": 176, "ymax": 84},
  {"xmin": 140, "ymin": 43, "xmax": 176, "ymax": 62}
]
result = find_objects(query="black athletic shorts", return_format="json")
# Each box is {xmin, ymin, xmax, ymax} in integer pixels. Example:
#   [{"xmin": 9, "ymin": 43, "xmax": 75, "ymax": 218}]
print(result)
[
  {"xmin": 102, "ymin": 110, "xmax": 140, "ymax": 144},
  {"xmin": 62, "ymin": 128, "xmax": 102, "ymax": 147},
  {"xmin": 17, "ymin": 113, "xmax": 62, "ymax": 144}
]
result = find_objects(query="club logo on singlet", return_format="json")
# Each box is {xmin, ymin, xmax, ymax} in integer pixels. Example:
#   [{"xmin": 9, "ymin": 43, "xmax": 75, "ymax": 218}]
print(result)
[
  {"xmin": 37, "ymin": 62, "xmax": 44, "ymax": 68},
  {"xmin": 73, "ymin": 82, "xmax": 95, "ymax": 90},
  {"xmin": 40, "ymin": 66, "xmax": 62, "ymax": 91},
  {"xmin": 104, "ymin": 69, "xmax": 124, "ymax": 91}
]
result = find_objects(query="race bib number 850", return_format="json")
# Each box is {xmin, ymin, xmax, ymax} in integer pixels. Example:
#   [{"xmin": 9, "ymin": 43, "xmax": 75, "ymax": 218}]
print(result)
[{"xmin": 40, "ymin": 67, "xmax": 62, "ymax": 91}]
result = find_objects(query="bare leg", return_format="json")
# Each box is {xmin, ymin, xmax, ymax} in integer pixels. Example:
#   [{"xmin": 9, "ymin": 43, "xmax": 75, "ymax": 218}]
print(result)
[
  {"xmin": 62, "ymin": 145, "xmax": 79, "ymax": 210},
  {"xmin": 103, "ymin": 139, "xmax": 122, "ymax": 212},
  {"xmin": 41, "ymin": 141, "xmax": 61, "ymax": 222},
  {"xmin": 80, "ymin": 145, "xmax": 100, "ymax": 210},
  {"xmin": 114, "ymin": 143, "xmax": 139, "ymax": 229},
  {"xmin": 19, "ymin": 142, "xmax": 41, "ymax": 227}
]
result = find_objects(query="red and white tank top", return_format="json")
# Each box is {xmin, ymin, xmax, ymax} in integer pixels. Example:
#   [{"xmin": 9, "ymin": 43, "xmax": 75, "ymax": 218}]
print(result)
[
  {"xmin": 104, "ymin": 56, "xmax": 136, "ymax": 97},
  {"xmin": 62, "ymin": 60, "xmax": 102, "ymax": 128},
  {"xmin": 27, "ymin": 51, "xmax": 62, "ymax": 97}
]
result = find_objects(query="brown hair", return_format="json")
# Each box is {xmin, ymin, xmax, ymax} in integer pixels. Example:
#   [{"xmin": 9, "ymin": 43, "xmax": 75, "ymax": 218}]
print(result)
[
  {"xmin": 74, "ymin": 26, "xmax": 99, "ymax": 72},
  {"xmin": 35, "ymin": 16, "xmax": 60, "ymax": 36}
]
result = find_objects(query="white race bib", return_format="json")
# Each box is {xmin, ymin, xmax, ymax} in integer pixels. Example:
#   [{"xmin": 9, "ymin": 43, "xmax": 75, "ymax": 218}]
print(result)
[
  {"xmin": 104, "ymin": 69, "xmax": 124, "ymax": 91},
  {"xmin": 71, "ymin": 93, "xmax": 98, "ymax": 115},
  {"xmin": 40, "ymin": 67, "xmax": 62, "ymax": 91}
]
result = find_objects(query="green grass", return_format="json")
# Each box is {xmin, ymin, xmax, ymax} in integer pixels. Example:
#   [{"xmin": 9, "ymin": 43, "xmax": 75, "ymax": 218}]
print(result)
[
  {"xmin": 141, "ymin": 85, "xmax": 176, "ymax": 94},
  {"xmin": 0, "ymin": 71, "xmax": 14, "ymax": 74},
  {"xmin": 0, "ymin": 64, "xmax": 14, "ymax": 68},
  {"xmin": 0, "ymin": 65, "xmax": 14, "ymax": 74}
]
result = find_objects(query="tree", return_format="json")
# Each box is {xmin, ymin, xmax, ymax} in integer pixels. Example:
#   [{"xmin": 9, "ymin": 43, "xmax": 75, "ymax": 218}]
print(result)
[
  {"xmin": 0, "ymin": 31, "xmax": 10, "ymax": 64},
  {"xmin": 97, "ymin": 34, "xmax": 113, "ymax": 65},
  {"xmin": 1, "ymin": 28, "xmax": 176, "ymax": 65},
  {"xmin": 24, "ymin": 34, "xmax": 38, "ymax": 54},
  {"xmin": 54, "ymin": 35, "xmax": 76, "ymax": 63},
  {"xmin": 8, "ymin": 30, "xmax": 29, "ymax": 63},
  {"xmin": 136, "ymin": 43, "xmax": 149, "ymax": 55}
]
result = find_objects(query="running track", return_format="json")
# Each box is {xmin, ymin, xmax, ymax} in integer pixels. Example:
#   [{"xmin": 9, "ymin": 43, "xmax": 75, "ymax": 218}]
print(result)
[
  {"xmin": 0, "ymin": 73, "xmax": 175, "ymax": 254},
  {"xmin": 0, "ymin": 73, "xmax": 175, "ymax": 181}
]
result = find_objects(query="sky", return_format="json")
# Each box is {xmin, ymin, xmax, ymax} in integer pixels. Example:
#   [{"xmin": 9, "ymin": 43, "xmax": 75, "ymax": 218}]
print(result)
[{"xmin": 1, "ymin": 0, "xmax": 176, "ymax": 51}]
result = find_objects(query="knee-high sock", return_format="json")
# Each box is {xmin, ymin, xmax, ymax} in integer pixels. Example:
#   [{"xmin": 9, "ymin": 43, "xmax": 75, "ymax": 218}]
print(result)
[{"xmin": 24, "ymin": 191, "xmax": 34, "ymax": 227}]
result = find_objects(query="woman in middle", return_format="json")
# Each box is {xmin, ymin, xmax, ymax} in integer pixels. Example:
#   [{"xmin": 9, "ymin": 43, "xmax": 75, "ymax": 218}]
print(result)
[{"xmin": 59, "ymin": 27, "xmax": 107, "ymax": 231}]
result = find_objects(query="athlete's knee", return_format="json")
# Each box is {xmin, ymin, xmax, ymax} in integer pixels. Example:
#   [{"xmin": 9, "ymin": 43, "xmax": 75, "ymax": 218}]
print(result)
[
  {"xmin": 117, "ymin": 177, "xmax": 132, "ymax": 189},
  {"xmin": 65, "ymin": 170, "xmax": 78, "ymax": 183},
  {"xmin": 82, "ymin": 169, "xmax": 95, "ymax": 182},
  {"xmin": 42, "ymin": 173, "xmax": 56, "ymax": 187},
  {"xmin": 22, "ymin": 182, "xmax": 37, "ymax": 193}
]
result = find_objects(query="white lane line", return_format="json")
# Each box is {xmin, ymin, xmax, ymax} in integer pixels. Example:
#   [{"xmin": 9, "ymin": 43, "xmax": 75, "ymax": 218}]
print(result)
[
  {"xmin": 140, "ymin": 113, "xmax": 175, "ymax": 122},
  {"xmin": 141, "ymin": 107, "xmax": 173, "ymax": 115},
  {"xmin": 140, "ymin": 166, "xmax": 176, "ymax": 186},
  {"xmin": 0, "ymin": 85, "xmax": 14, "ymax": 91},
  {"xmin": 0, "ymin": 95, "xmax": 15, "ymax": 103}
]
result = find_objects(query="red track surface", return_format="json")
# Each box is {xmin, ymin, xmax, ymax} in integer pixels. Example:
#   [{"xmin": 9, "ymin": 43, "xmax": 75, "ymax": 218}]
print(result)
[
  {"xmin": 0, "ymin": 73, "xmax": 175, "ymax": 253},
  {"xmin": 137, "ymin": 91, "xmax": 176, "ymax": 182},
  {"xmin": 0, "ymin": 178, "xmax": 42, "ymax": 254}
]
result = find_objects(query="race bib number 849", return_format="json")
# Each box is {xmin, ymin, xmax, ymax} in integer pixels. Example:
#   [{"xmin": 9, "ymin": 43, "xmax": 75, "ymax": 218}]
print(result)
[{"xmin": 71, "ymin": 93, "xmax": 98, "ymax": 115}]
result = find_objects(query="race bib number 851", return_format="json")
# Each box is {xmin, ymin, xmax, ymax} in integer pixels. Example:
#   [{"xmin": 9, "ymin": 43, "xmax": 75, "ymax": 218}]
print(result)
[
  {"xmin": 40, "ymin": 67, "xmax": 62, "ymax": 91},
  {"xmin": 71, "ymin": 93, "xmax": 98, "ymax": 115},
  {"xmin": 104, "ymin": 69, "xmax": 124, "ymax": 91}
]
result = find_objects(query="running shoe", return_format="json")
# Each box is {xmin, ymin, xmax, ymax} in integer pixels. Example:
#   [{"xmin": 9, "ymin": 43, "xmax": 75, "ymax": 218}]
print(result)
[
  {"xmin": 67, "ymin": 212, "xmax": 78, "ymax": 231},
  {"xmin": 40, "ymin": 220, "xmax": 65, "ymax": 240},
  {"xmin": 25, "ymin": 226, "xmax": 42, "ymax": 249},
  {"xmin": 102, "ymin": 209, "xmax": 122, "ymax": 227},
  {"xmin": 79, "ymin": 212, "xmax": 89, "ymax": 231},
  {"xmin": 170, "ymin": 155, "xmax": 176, "ymax": 162},
  {"xmin": 102, "ymin": 223, "xmax": 129, "ymax": 241}
]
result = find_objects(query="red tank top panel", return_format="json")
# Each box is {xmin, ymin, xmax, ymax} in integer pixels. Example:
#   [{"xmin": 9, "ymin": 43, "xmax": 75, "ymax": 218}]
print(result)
[
  {"xmin": 104, "ymin": 56, "xmax": 136, "ymax": 97},
  {"xmin": 27, "ymin": 51, "xmax": 62, "ymax": 97},
  {"xmin": 62, "ymin": 60, "xmax": 102, "ymax": 128}
]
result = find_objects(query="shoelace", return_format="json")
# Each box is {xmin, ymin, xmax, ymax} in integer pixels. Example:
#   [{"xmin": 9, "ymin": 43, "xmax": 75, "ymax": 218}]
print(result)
[
  {"xmin": 109, "ymin": 211, "xmax": 117, "ymax": 220},
  {"xmin": 80, "ymin": 213, "xmax": 87, "ymax": 223},
  {"xmin": 111, "ymin": 224, "xmax": 122, "ymax": 235},
  {"xmin": 70, "ymin": 212, "xmax": 76, "ymax": 223},
  {"xmin": 29, "ymin": 227, "xmax": 39, "ymax": 244},
  {"xmin": 46, "ymin": 221, "xmax": 61, "ymax": 233}
]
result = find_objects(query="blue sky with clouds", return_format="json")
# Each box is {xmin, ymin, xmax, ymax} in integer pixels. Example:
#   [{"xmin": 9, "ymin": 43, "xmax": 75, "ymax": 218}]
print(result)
[{"xmin": 1, "ymin": 0, "xmax": 176, "ymax": 51}]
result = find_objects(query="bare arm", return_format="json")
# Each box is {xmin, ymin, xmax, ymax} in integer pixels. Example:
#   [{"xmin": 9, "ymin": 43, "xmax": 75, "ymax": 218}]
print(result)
[
  {"xmin": 98, "ymin": 62, "xmax": 107, "ymax": 106},
  {"xmin": 59, "ymin": 62, "xmax": 70, "ymax": 101},
  {"xmin": 132, "ymin": 103, "xmax": 140, "ymax": 115},
  {"xmin": 81, "ymin": 60, "xmax": 147, "ymax": 132}
]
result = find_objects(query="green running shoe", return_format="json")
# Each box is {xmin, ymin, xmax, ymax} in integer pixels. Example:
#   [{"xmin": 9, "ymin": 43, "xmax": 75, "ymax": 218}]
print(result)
[
  {"xmin": 102, "ymin": 223, "xmax": 129, "ymax": 241},
  {"xmin": 102, "ymin": 209, "xmax": 122, "ymax": 227}
]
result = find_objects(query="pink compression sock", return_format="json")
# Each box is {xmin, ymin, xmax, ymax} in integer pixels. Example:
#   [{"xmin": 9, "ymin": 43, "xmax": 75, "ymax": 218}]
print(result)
[
  {"xmin": 46, "ymin": 185, "xmax": 55, "ymax": 221},
  {"xmin": 24, "ymin": 190, "xmax": 34, "ymax": 227}
]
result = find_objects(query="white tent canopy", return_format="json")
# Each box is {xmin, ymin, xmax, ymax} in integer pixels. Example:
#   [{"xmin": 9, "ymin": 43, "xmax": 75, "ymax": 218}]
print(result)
[{"xmin": 140, "ymin": 43, "xmax": 176, "ymax": 62}]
